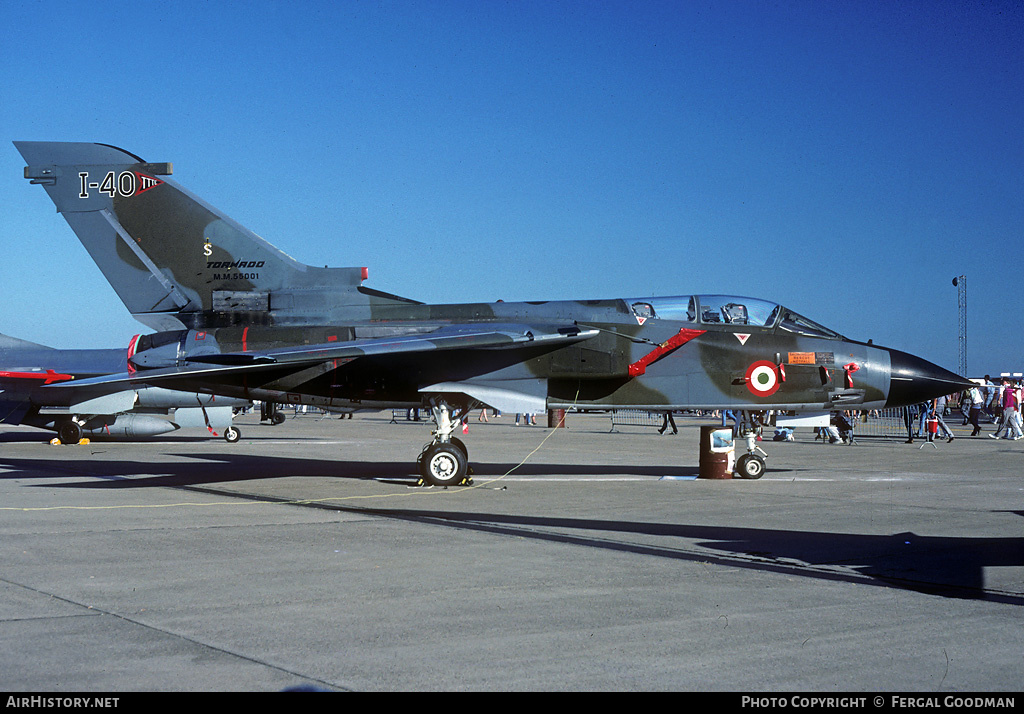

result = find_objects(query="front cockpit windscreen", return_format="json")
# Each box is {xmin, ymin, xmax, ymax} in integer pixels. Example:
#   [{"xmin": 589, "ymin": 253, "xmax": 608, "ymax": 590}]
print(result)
[
  {"xmin": 626, "ymin": 295, "xmax": 844, "ymax": 338},
  {"xmin": 776, "ymin": 309, "xmax": 845, "ymax": 339}
]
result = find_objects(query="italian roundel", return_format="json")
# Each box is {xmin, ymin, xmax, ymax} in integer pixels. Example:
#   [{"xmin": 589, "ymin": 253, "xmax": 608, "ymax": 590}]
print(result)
[{"xmin": 745, "ymin": 360, "xmax": 781, "ymax": 397}]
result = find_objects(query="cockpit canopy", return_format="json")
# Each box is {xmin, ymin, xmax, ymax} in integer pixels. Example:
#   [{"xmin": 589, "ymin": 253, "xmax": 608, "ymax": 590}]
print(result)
[{"xmin": 627, "ymin": 295, "xmax": 845, "ymax": 339}]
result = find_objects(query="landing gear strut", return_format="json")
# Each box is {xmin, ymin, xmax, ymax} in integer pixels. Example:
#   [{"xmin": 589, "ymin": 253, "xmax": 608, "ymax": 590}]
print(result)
[
  {"xmin": 417, "ymin": 400, "xmax": 474, "ymax": 487},
  {"xmin": 735, "ymin": 412, "xmax": 767, "ymax": 479}
]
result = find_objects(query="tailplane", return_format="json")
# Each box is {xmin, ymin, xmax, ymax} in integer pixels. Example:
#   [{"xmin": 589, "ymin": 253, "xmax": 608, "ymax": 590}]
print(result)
[
  {"xmin": 15, "ymin": 141, "xmax": 382, "ymax": 330},
  {"xmin": 0, "ymin": 333, "xmax": 53, "ymax": 352}
]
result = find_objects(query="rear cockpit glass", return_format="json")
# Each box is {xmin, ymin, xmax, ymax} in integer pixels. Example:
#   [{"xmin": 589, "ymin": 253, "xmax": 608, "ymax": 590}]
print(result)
[
  {"xmin": 630, "ymin": 302, "xmax": 656, "ymax": 321},
  {"xmin": 628, "ymin": 295, "xmax": 698, "ymax": 322},
  {"xmin": 696, "ymin": 296, "xmax": 780, "ymax": 327}
]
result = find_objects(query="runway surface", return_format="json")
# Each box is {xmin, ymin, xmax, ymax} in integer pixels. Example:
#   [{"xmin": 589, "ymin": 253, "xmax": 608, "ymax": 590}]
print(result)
[{"xmin": 0, "ymin": 411, "xmax": 1021, "ymax": 691}]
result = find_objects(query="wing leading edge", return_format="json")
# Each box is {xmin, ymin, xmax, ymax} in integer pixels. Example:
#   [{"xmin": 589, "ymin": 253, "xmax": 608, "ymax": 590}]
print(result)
[{"xmin": 43, "ymin": 323, "xmax": 599, "ymax": 398}]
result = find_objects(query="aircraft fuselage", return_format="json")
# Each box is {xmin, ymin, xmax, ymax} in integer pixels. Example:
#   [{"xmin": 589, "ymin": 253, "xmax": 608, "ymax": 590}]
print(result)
[{"xmin": 124, "ymin": 293, "xmax": 947, "ymax": 417}]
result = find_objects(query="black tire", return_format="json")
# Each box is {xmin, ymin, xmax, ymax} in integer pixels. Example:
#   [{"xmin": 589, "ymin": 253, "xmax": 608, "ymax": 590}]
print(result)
[
  {"xmin": 450, "ymin": 437, "xmax": 468, "ymax": 460},
  {"xmin": 58, "ymin": 420, "xmax": 82, "ymax": 445},
  {"xmin": 419, "ymin": 443, "xmax": 468, "ymax": 487},
  {"xmin": 736, "ymin": 453, "xmax": 766, "ymax": 480},
  {"xmin": 271, "ymin": 411, "xmax": 286, "ymax": 425},
  {"xmin": 223, "ymin": 426, "xmax": 241, "ymax": 443}
]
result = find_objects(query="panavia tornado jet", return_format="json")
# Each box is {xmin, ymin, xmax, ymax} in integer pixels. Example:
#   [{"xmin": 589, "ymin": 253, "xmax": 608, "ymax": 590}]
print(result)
[
  {"xmin": 0, "ymin": 331, "xmax": 249, "ymax": 443},
  {"xmin": 14, "ymin": 141, "xmax": 971, "ymax": 481}
]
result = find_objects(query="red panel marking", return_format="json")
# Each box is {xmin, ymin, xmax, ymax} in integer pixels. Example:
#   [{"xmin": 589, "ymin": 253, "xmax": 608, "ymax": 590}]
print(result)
[
  {"xmin": 242, "ymin": 326, "xmax": 249, "ymax": 352},
  {"xmin": 628, "ymin": 328, "xmax": 706, "ymax": 377}
]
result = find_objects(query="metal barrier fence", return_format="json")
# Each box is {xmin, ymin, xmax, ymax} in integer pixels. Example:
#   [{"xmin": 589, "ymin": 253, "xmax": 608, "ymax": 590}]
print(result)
[
  {"xmin": 607, "ymin": 407, "xmax": 919, "ymax": 441},
  {"xmin": 609, "ymin": 410, "xmax": 666, "ymax": 431},
  {"xmin": 776, "ymin": 408, "xmax": 917, "ymax": 442},
  {"xmin": 841, "ymin": 408, "xmax": 914, "ymax": 441},
  {"xmin": 391, "ymin": 409, "xmax": 426, "ymax": 423}
]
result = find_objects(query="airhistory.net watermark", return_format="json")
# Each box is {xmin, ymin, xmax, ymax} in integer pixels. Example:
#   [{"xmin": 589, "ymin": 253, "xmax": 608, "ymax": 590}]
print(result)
[{"xmin": 6, "ymin": 698, "xmax": 118, "ymax": 709}]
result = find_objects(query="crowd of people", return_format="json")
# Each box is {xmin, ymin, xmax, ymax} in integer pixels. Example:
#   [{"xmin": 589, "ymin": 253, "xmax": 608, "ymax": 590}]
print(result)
[
  {"xmin": 960, "ymin": 376, "xmax": 1022, "ymax": 440},
  {"xmin": 911, "ymin": 375, "xmax": 1023, "ymax": 441}
]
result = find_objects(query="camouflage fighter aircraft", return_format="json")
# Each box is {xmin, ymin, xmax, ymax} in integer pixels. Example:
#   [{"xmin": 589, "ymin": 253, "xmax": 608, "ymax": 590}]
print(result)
[
  {"xmin": 14, "ymin": 141, "xmax": 971, "ymax": 481},
  {"xmin": 0, "ymin": 331, "xmax": 248, "ymax": 443}
]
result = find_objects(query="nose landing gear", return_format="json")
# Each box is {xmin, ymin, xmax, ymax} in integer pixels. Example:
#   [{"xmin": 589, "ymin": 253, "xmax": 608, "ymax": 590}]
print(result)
[{"xmin": 735, "ymin": 414, "xmax": 767, "ymax": 479}]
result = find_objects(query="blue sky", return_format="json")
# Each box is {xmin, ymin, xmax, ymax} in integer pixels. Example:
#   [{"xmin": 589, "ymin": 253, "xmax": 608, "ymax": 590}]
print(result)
[{"xmin": 1, "ymin": 0, "xmax": 1021, "ymax": 376}]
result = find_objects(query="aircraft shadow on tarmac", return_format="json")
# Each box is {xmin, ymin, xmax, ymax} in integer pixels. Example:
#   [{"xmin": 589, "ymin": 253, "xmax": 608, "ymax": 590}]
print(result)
[
  {"xmin": 0, "ymin": 452, "xmax": 1019, "ymax": 606},
  {"xmin": 0, "ymin": 452, "xmax": 704, "ymax": 486},
  {"xmin": 370, "ymin": 509, "xmax": 1024, "ymax": 607}
]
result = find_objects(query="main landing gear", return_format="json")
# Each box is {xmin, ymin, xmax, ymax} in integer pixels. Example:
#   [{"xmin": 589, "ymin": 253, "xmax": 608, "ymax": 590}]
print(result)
[
  {"xmin": 260, "ymin": 402, "xmax": 286, "ymax": 425},
  {"xmin": 57, "ymin": 419, "xmax": 84, "ymax": 445},
  {"xmin": 417, "ymin": 400, "xmax": 474, "ymax": 487}
]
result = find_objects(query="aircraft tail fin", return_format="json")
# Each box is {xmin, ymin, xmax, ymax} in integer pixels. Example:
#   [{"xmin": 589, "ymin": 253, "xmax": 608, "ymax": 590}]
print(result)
[{"xmin": 15, "ymin": 141, "xmax": 372, "ymax": 331}]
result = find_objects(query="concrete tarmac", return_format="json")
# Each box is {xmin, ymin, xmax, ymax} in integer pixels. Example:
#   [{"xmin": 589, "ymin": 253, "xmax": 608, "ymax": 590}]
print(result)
[{"xmin": 0, "ymin": 411, "xmax": 1021, "ymax": 692}]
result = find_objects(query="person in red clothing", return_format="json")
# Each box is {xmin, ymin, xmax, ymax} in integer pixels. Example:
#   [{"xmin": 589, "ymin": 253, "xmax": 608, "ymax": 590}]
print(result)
[{"xmin": 991, "ymin": 379, "xmax": 1023, "ymax": 440}]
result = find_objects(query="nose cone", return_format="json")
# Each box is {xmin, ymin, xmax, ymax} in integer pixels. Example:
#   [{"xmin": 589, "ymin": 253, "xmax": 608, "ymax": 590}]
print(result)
[{"xmin": 885, "ymin": 348, "xmax": 974, "ymax": 408}]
